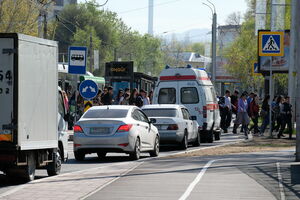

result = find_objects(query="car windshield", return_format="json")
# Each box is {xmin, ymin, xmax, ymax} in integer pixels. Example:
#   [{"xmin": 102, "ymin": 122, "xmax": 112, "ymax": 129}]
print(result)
[
  {"xmin": 83, "ymin": 109, "xmax": 128, "ymax": 119},
  {"xmin": 143, "ymin": 109, "xmax": 177, "ymax": 117}
]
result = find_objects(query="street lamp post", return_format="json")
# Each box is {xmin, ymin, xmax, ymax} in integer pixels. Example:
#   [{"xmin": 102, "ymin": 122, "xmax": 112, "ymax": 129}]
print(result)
[{"xmin": 203, "ymin": 1, "xmax": 217, "ymax": 84}]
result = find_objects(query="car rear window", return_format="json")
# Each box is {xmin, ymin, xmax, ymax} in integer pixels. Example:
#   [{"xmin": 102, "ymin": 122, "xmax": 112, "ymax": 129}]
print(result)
[
  {"xmin": 83, "ymin": 109, "xmax": 128, "ymax": 118},
  {"xmin": 181, "ymin": 87, "xmax": 199, "ymax": 104},
  {"xmin": 143, "ymin": 109, "xmax": 177, "ymax": 117},
  {"xmin": 158, "ymin": 88, "xmax": 176, "ymax": 104}
]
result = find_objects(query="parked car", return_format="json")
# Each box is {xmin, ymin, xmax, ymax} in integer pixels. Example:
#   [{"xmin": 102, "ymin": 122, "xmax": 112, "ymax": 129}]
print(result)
[
  {"xmin": 142, "ymin": 104, "xmax": 200, "ymax": 149},
  {"xmin": 73, "ymin": 105, "xmax": 159, "ymax": 160},
  {"xmin": 153, "ymin": 65, "xmax": 221, "ymax": 143}
]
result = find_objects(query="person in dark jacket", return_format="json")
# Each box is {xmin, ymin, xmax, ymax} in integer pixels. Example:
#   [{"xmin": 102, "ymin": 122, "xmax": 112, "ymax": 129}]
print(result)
[
  {"xmin": 260, "ymin": 95, "xmax": 270, "ymax": 135},
  {"xmin": 278, "ymin": 96, "xmax": 293, "ymax": 139},
  {"xmin": 129, "ymin": 88, "xmax": 138, "ymax": 105},
  {"xmin": 102, "ymin": 86, "xmax": 114, "ymax": 105}
]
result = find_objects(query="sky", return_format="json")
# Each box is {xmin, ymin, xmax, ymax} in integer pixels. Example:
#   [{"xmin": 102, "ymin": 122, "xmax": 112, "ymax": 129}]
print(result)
[{"xmin": 77, "ymin": 0, "xmax": 249, "ymax": 36}]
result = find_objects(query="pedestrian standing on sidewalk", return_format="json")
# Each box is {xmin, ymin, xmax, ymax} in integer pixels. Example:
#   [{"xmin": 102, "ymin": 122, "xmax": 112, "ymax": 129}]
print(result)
[
  {"xmin": 272, "ymin": 95, "xmax": 283, "ymax": 133},
  {"xmin": 249, "ymin": 94, "xmax": 260, "ymax": 135},
  {"xmin": 260, "ymin": 95, "xmax": 270, "ymax": 136},
  {"xmin": 221, "ymin": 90, "xmax": 232, "ymax": 133},
  {"xmin": 140, "ymin": 89, "xmax": 150, "ymax": 106},
  {"xmin": 129, "ymin": 88, "xmax": 138, "ymax": 105},
  {"xmin": 102, "ymin": 86, "xmax": 114, "ymax": 105},
  {"xmin": 233, "ymin": 93, "xmax": 250, "ymax": 139},
  {"xmin": 113, "ymin": 89, "xmax": 124, "ymax": 105},
  {"xmin": 278, "ymin": 96, "xmax": 293, "ymax": 139}
]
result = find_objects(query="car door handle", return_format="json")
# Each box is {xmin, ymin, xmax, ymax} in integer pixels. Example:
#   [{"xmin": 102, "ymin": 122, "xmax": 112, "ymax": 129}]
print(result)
[{"xmin": 137, "ymin": 124, "xmax": 140, "ymax": 126}]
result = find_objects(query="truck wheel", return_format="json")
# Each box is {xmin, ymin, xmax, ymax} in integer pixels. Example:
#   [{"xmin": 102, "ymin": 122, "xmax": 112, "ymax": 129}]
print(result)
[
  {"xmin": 130, "ymin": 138, "xmax": 140, "ymax": 160},
  {"xmin": 149, "ymin": 136, "xmax": 159, "ymax": 157},
  {"xmin": 19, "ymin": 152, "xmax": 36, "ymax": 182},
  {"xmin": 193, "ymin": 131, "xmax": 201, "ymax": 147},
  {"xmin": 47, "ymin": 150, "xmax": 62, "ymax": 176},
  {"xmin": 74, "ymin": 151, "xmax": 85, "ymax": 161},
  {"xmin": 180, "ymin": 131, "xmax": 188, "ymax": 150}
]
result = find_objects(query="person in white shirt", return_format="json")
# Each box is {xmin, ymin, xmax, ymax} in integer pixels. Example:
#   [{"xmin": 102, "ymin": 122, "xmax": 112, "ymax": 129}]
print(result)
[
  {"xmin": 140, "ymin": 89, "xmax": 150, "ymax": 106},
  {"xmin": 221, "ymin": 90, "xmax": 232, "ymax": 133}
]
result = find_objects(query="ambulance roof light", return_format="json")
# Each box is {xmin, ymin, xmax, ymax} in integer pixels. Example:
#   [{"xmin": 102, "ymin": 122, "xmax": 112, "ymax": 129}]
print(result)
[
  {"xmin": 165, "ymin": 65, "xmax": 170, "ymax": 69},
  {"xmin": 186, "ymin": 64, "xmax": 192, "ymax": 68}
]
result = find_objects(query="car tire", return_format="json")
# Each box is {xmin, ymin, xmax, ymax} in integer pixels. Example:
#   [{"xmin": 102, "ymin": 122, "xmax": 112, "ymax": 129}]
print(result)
[
  {"xmin": 74, "ymin": 151, "xmax": 85, "ymax": 161},
  {"xmin": 207, "ymin": 129, "xmax": 214, "ymax": 143},
  {"xmin": 130, "ymin": 138, "xmax": 141, "ymax": 160},
  {"xmin": 97, "ymin": 152, "xmax": 107, "ymax": 159},
  {"xmin": 180, "ymin": 131, "xmax": 188, "ymax": 150},
  {"xmin": 149, "ymin": 136, "xmax": 159, "ymax": 157},
  {"xmin": 214, "ymin": 130, "xmax": 221, "ymax": 141},
  {"xmin": 193, "ymin": 131, "xmax": 201, "ymax": 147},
  {"xmin": 47, "ymin": 150, "xmax": 62, "ymax": 176}
]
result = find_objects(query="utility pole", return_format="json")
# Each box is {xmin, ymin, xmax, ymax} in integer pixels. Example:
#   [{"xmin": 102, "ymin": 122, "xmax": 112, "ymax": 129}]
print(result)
[
  {"xmin": 43, "ymin": 11, "xmax": 48, "ymax": 39},
  {"xmin": 38, "ymin": 11, "xmax": 43, "ymax": 38},
  {"xmin": 89, "ymin": 33, "xmax": 93, "ymax": 73},
  {"xmin": 291, "ymin": 0, "xmax": 300, "ymax": 161},
  {"xmin": 212, "ymin": 12, "xmax": 217, "ymax": 84}
]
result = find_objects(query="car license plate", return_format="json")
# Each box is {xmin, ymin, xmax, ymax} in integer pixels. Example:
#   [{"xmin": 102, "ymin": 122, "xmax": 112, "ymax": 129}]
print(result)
[{"xmin": 90, "ymin": 127, "xmax": 110, "ymax": 135}]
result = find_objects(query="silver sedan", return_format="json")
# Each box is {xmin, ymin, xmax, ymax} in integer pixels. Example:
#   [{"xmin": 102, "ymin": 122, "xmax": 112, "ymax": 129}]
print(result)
[{"xmin": 73, "ymin": 105, "xmax": 159, "ymax": 160}]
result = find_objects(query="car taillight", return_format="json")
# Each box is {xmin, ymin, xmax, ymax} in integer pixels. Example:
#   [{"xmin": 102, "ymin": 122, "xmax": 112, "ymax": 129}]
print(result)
[
  {"xmin": 167, "ymin": 124, "xmax": 178, "ymax": 130},
  {"xmin": 74, "ymin": 125, "xmax": 83, "ymax": 133},
  {"xmin": 117, "ymin": 124, "xmax": 133, "ymax": 132},
  {"xmin": 203, "ymin": 106, "xmax": 207, "ymax": 118}
]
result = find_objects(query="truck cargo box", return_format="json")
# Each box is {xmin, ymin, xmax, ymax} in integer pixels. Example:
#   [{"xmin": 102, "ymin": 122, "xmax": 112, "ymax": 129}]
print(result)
[{"xmin": 0, "ymin": 33, "xmax": 58, "ymax": 150}]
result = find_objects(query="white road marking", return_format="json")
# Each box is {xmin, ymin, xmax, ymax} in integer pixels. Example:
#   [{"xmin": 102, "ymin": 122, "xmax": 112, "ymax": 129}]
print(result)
[
  {"xmin": 276, "ymin": 162, "xmax": 286, "ymax": 200},
  {"xmin": 79, "ymin": 161, "xmax": 144, "ymax": 200},
  {"xmin": 179, "ymin": 159, "xmax": 216, "ymax": 200}
]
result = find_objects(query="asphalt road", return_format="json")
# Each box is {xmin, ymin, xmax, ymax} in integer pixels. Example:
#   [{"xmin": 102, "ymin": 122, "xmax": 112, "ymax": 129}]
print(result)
[
  {"xmin": 0, "ymin": 133, "xmax": 243, "ymax": 195},
  {"xmin": 85, "ymin": 151, "xmax": 296, "ymax": 200}
]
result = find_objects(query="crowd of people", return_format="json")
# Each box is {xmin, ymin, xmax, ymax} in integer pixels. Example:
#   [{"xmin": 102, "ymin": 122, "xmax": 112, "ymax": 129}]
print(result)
[
  {"xmin": 219, "ymin": 90, "xmax": 293, "ymax": 139},
  {"xmin": 61, "ymin": 86, "xmax": 154, "ymax": 128}
]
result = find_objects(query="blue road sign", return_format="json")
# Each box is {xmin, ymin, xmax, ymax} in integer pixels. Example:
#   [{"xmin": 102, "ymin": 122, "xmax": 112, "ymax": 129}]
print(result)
[
  {"xmin": 68, "ymin": 46, "xmax": 87, "ymax": 74},
  {"xmin": 258, "ymin": 31, "xmax": 284, "ymax": 56},
  {"xmin": 79, "ymin": 80, "xmax": 98, "ymax": 100}
]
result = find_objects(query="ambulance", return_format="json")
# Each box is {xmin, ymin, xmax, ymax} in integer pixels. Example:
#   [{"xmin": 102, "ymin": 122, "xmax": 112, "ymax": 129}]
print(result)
[{"xmin": 153, "ymin": 65, "xmax": 221, "ymax": 143}]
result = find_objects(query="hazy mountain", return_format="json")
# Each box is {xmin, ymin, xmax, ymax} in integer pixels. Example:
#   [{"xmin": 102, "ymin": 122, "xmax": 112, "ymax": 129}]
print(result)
[{"xmin": 162, "ymin": 28, "xmax": 211, "ymax": 43}]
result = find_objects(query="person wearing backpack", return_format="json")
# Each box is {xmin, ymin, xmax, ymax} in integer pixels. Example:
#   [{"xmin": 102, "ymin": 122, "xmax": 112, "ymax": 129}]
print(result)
[{"xmin": 278, "ymin": 96, "xmax": 293, "ymax": 139}]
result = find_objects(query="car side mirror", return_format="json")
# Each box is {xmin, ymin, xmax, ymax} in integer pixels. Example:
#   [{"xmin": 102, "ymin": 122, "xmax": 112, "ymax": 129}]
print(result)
[
  {"xmin": 190, "ymin": 116, "xmax": 197, "ymax": 120},
  {"xmin": 149, "ymin": 118, "xmax": 156, "ymax": 124}
]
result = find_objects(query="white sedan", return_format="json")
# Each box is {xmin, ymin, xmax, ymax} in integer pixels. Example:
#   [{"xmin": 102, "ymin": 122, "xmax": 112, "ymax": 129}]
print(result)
[
  {"xmin": 73, "ymin": 105, "xmax": 159, "ymax": 160},
  {"xmin": 142, "ymin": 104, "xmax": 200, "ymax": 149}
]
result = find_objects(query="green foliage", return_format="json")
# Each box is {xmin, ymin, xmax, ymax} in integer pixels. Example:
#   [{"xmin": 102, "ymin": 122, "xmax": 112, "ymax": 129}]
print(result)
[
  {"xmin": 0, "ymin": 0, "xmax": 41, "ymax": 35},
  {"xmin": 52, "ymin": 0, "xmax": 164, "ymax": 76},
  {"xmin": 223, "ymin": 0, "xmax": 291, "ymax": 91}
]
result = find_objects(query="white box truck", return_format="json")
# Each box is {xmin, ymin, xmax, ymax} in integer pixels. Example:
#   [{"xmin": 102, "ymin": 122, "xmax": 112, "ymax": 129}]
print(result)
[{"xmin": 0, "ymin": 33, "xmax": 68, "ymax": 181}]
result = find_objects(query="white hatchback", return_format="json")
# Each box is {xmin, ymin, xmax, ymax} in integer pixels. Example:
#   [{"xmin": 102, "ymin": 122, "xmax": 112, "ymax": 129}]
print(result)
[
  {"xmin": 73, "ymin": 105, "xmax": 159, "ymax": 160},
  {"xmin": 142, "ymin": 104, "xmax": 200, "ymax": 149}
]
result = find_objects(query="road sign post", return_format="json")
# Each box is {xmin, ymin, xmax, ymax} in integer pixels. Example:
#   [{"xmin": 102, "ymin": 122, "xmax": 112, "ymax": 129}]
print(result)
[
  {"xmin": 68, "ymin": 46, "xmax": 87, "ymax": 75},
  {"xmin": 258, "ymin": 31, "xmax": 284, "ymax": 138}
]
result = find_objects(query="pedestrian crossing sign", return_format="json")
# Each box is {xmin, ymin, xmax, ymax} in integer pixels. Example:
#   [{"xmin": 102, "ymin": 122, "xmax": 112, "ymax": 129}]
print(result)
[{"xmin": 258, "ymin": 31, "xmax": 284, "ymax": 56}]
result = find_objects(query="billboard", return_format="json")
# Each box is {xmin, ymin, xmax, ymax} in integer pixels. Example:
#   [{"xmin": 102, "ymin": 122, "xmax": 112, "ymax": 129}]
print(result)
[
  {"xmin": 258, "ymin": 30, "xmax": 290, "ymax": 73},
  {"xmin": 105, "ymin": 61, "xmax": 134, "ymax": 78}
]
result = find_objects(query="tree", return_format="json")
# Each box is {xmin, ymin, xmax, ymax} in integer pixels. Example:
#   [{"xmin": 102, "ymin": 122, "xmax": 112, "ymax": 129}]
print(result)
[{"xmin": 0, "ymin": 0, "xmax": 45, "ymax": 35}]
